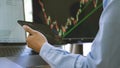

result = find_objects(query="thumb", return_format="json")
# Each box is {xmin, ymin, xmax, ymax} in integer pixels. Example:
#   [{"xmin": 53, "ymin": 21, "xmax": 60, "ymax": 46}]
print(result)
[{"xmin": 23, "ymin": 25, "xmax": 35, "ymax": 35}]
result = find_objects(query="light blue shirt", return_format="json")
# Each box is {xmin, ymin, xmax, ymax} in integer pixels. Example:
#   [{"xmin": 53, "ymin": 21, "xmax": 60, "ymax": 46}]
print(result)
[{"xmin": 40, "ymin": 0, "xmax": 120, "ymax": 68}]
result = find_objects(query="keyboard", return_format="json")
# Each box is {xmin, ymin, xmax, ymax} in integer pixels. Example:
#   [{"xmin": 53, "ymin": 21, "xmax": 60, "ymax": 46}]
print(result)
[
  {"xmin": 0, "ymin": 46, "xmax": 38, "ymax": 57},
  {"xmin": 0, "ymin": 44, "xmax": 50, "ymax": 67}
]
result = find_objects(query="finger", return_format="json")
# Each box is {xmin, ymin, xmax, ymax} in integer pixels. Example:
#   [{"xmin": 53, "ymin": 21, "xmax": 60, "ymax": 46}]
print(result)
[{"xmin": 23, "ymin": 25, "xmax": 35, "ymax": 35}]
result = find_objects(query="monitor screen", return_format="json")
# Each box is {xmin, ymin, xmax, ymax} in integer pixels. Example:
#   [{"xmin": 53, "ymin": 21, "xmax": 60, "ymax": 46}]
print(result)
[
  {"xmin": 32, "ymin": 0, "xmax": 103, "ymax": 44},
  {"xmin": 0, "ymin": 0, "xmax": 26, "ymax": 43}
]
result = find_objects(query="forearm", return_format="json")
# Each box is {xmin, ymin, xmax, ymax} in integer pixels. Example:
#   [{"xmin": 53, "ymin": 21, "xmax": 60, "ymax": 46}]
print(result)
[{"xmin": 39, "ymin": 42, "xmax": 87, "ymax": 68}]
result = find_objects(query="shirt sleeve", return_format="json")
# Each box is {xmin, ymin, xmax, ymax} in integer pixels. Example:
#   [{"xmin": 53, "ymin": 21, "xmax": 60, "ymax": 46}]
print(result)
[{"xmin": 39, "ymin": 42, "xmax": 87, "ymax": 68}]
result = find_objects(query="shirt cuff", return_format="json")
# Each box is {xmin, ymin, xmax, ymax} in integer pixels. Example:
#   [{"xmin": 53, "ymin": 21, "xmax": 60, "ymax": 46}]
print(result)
[{"xmin": 39, "ymin": 42, "xmax": 53, "ymax": 58}]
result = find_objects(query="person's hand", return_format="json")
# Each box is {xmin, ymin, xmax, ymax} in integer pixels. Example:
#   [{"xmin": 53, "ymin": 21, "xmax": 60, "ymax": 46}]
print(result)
[{"xmin": 23, "ymin": 25, "xmax": 47, "ymax": 53}]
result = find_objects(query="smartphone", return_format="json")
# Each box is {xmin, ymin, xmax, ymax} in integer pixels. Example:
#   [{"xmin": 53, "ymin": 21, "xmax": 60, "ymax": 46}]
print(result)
[{"xmin": 17, "ymin": 20, "xmax": 64, "ymax": 45}]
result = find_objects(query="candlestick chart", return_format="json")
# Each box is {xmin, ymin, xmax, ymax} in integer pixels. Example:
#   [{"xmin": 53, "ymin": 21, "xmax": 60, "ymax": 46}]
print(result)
[{"xmin": 33, "ymin": 0, "xmax": 103, "ymax": 43}]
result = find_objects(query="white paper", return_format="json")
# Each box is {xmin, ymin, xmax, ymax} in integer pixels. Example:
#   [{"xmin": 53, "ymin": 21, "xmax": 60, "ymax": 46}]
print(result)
[{"xmin": 0, "ymin": 58, "xmax": 23, "ymax": 68}]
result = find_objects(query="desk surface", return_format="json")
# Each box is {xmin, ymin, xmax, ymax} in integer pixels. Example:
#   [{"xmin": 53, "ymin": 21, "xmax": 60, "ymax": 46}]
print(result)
[
  {"xmin": 0, "ymin": 44, "xmax": 50, "ymax": 68},
  {"xmin": 0, "ymin": 55, "xmax": 50, "ymax": 68}
]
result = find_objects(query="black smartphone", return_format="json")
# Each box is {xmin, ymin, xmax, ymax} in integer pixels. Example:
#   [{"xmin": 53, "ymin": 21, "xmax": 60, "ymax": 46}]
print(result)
[{"xmin": 17, "ymin": 20, "xmax": 64, "ymax": 45}]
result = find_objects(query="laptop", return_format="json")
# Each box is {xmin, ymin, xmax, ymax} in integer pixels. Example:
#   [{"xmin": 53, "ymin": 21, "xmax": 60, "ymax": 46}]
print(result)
[
  {"xmin": 0, "ymin": 1, "xmax": 49, "ymax": 67},
  {"xmin": 0, "ymin": 0, "xmax": 36, "ymax": 57}
]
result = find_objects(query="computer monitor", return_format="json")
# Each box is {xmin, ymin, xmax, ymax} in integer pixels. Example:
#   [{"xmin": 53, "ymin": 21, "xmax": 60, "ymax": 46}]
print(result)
[
  {"xmin": 32, "ymin": 0, "xmax": 103, "ymax": 44},
  {"xmin": 0, "ymin": 0, "xmax": 26, "ymax": 43}
]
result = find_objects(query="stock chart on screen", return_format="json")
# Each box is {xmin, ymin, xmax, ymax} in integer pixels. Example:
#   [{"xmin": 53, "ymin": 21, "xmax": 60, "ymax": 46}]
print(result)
[{"xmin": 32, "ymin": 0, "xmax": 103, "ymax": 44}]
